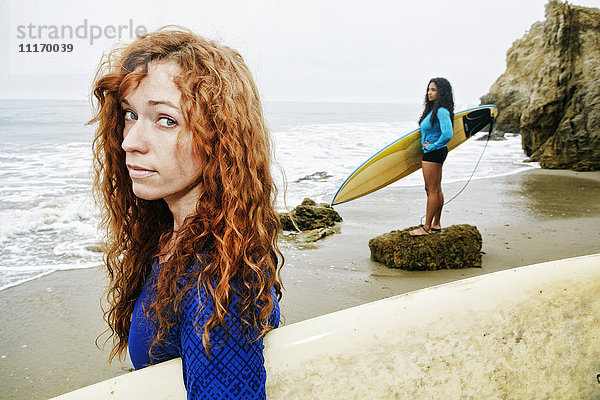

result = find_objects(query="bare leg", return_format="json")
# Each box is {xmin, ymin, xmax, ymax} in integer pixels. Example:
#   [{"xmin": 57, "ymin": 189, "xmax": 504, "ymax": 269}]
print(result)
[
  {"xmin": 431, "ymin": 163, "xmax": 444, "ymax": 230},
  {"xmin": 410, "ymin": 161, "xmax": 443, "ymax": 236}
]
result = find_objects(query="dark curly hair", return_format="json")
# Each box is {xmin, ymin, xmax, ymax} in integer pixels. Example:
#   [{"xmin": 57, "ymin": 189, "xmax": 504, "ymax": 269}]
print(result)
[{"xmin": 418, "ymin": 77, "xmax": 455, "ymax": 126}]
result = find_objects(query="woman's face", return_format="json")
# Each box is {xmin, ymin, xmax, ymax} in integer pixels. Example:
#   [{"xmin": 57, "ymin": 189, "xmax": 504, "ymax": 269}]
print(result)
[
  {"xmin": 120, "ymin": 61, "xmax": 202, "ymax": 207},
  {"xmin": 427, "ymin": 82, "xmax": 438, "ymax": 102}
]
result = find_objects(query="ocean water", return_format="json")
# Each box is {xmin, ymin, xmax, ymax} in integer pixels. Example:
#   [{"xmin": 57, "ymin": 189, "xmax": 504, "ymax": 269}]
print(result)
[{"xmin": 0, "ymin": 99, "xmax": 538, "ymax": 291}]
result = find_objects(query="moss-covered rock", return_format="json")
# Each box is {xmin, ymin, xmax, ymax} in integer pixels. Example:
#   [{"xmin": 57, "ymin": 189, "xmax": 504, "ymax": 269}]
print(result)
[
  {"xmin": 302, "ymin": 227, "xmax": 336, "ymax": 243},
  {"xmin": 369, "ymin": 224, "xmax": 482, "ymax": 271},
  {"xmin": 279, "ymin": 198, "xmax": 342, "ymax": 231}
]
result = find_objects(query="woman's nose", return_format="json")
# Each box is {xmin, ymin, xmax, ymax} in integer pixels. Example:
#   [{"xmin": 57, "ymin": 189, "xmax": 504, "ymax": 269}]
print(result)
[{"xmin": 121, "ymin": 119, "xmax": 149, "ymax": 153}]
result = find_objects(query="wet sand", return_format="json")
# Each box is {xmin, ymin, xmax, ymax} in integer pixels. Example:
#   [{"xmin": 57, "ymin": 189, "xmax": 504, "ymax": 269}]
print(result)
[{"xmin": 1, "ymin": 168, "xmax": 599, "ymax": 399}]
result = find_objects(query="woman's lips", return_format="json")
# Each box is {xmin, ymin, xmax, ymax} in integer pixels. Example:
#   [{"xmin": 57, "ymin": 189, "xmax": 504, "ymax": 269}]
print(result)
[{"xmin": 127, "ymin": 164, "xmax": 157, "ymax": 179}]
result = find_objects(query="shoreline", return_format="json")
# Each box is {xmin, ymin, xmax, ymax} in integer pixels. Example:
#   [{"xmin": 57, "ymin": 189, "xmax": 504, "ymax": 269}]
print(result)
[
  {"xmin": 1, "ymin": 168, "xmax": 599, "ymax": 399},
  {"xmin": 278, "ymin": 168, "xmax": 600, "ymax": 323}
]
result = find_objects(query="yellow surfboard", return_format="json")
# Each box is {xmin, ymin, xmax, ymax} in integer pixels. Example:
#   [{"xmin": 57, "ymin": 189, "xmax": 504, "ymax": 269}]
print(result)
[{"xmin": 331, "ymin": 105, "xmax": 498, "ymax": 206}]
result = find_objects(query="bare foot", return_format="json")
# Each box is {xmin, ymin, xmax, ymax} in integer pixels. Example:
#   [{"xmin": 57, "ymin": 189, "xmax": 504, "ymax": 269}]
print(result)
[
  {"xmin": 431, "ymin": 225, "xmax": 442, "ymax": 231},
  {"xmin": 409, "ymin": 226, "xmax": 431, "ymax": 236}
]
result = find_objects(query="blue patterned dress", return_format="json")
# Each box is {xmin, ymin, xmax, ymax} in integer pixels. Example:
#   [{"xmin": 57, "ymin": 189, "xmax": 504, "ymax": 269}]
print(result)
[{"xmin": 128, "ymin": 258, "xmax": 280, "ymax": 399}]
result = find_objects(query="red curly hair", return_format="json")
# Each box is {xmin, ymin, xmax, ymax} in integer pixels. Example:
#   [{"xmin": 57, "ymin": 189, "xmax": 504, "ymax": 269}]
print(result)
[{"xmin": 89, "ymin": 26, "xmax": 283, "ymax": 361}]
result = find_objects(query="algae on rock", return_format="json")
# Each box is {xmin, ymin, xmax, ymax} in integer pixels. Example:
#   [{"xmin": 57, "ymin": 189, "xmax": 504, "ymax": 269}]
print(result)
[
  {"xmin": 369, "ymin": 224, "xmax": 482, "ymax": 271},
  {"xmin": 279, "ymin": 198, "xmax": 342, "ymax": 232}
]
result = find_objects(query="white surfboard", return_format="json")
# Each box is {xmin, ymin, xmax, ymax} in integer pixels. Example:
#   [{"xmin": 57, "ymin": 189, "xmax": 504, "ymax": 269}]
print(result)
[{"xmin": 52, "ymin": 253, "xmax": 600, "ymax": 399}]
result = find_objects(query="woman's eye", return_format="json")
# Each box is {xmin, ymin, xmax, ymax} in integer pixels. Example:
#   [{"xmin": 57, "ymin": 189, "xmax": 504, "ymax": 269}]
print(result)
[
  {"xmin": 158, "ymin": 117, "xmax": 177, "ymax": 128},
  {"xmin": 124, "ymin": 110, "xmax": 137, "ymax": 121}
]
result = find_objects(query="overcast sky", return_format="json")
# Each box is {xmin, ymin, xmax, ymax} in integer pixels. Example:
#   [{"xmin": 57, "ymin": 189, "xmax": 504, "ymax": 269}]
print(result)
[{"xmin": 1, "ymin": 0, "xmax": 598, "ymax": 106}]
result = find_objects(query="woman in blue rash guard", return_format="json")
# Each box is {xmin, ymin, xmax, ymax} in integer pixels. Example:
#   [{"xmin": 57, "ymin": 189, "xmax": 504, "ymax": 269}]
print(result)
[
  {"xmin": 89, "ymin": 27, "xmax": 283, "ymax": 399},
  {"xmin": 410, "ymin": 77, "xmax": 455, "ymax": 236}
]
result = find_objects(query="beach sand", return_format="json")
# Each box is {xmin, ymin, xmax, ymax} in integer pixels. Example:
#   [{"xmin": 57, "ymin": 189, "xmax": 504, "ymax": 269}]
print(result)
[{"xmin": 1, "ymin": 168, "xmax": 599, "ymax": 399}]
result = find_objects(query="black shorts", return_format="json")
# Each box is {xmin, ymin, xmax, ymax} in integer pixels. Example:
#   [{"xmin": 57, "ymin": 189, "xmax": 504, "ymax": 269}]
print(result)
[{"xmin": 422, "ymin": 146, "xmax": 448, "ymax": 164}]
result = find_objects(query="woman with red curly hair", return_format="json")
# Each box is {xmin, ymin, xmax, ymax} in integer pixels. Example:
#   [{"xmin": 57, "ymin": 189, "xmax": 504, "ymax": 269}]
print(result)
[{"xmin": 89, "ymin": 26, "xmax": 283, "ymax": 399}]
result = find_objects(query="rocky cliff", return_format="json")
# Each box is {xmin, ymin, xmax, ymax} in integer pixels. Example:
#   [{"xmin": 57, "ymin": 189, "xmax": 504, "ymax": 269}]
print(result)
[{"xmin": 480, "ymin": 0, "xmax": 600, "ymax": 170}]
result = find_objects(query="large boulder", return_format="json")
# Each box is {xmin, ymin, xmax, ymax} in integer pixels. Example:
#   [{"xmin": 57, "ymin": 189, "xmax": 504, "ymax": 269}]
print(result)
[
  {"xmin": 279, "ymin": 198, "xmax": 342, "ymax": 232},
  {"xmin": 369, "ymin": 224, "xmax": 482, "ymax": 271},
  {"xmin": 480, "ymin": 0, "xmax": 600, "ymax": 170}
]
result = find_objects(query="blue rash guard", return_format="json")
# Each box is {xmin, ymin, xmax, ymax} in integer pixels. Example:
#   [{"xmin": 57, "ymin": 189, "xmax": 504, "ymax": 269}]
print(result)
[
  {"xmin": 420, "ymin": 107, "xmax": 453, "ymax": 153},
  {"xmin": 128, "ymin": 258, "xmax": 280, "ymax": 400}
]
